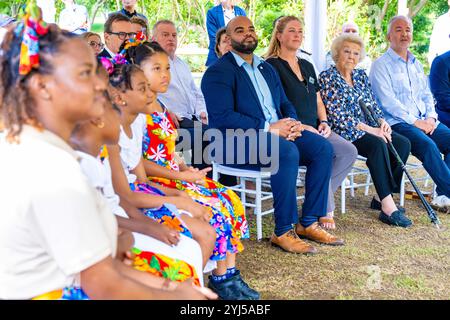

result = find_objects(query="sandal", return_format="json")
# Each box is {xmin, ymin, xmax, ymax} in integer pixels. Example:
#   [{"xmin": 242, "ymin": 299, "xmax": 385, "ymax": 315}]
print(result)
[{"xmin": 319, "ymin": 216, "xmax": 336, "ymax": 230}]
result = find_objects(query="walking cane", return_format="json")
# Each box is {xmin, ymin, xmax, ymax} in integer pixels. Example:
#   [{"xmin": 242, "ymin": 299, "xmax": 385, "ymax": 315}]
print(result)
[{"xmin": 358, "ymin": 98, "xmax": 441, "ymax": 228}]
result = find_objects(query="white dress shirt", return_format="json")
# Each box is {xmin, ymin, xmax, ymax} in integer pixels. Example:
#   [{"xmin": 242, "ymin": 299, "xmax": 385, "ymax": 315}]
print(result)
[{"xmin": 158, "ymin": 55, "xmax": 207, "ymax": 120}]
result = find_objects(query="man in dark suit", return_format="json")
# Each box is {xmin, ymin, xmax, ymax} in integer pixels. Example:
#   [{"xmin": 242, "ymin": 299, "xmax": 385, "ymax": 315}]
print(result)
[
  {"xmin": 201, "ymin": 16, "xmax": 344, "ymax": 255},
  {"xmin": 98, "ymin": 13, "xmax": 135, "ymax": 59},
  {"xmin": 430, "ymin": 50, "xmax": 450, "ymax": 128},
  {"xmin": 205, "ymin": 0, "xmax": 246, "ymax": 67}
]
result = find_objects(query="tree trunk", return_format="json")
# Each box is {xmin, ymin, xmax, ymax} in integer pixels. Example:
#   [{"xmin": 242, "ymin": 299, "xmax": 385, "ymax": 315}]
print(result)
[
  {"xmin": 90, "ymin": 0, "xmax": 106, "ymax": 27},
  {"xmin": 409, "ymin": 0, "xmax": 428, "ymax": 18}
]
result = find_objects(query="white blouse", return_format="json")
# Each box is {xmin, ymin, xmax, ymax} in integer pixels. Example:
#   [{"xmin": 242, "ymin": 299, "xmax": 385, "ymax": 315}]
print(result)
[{"xmin": 118, "ymin": 114, "xmax": 146, "ymax": 184}]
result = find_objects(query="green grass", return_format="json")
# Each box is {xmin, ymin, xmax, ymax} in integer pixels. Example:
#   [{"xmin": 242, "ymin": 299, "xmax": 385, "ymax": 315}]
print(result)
[{"xmin": 232, "ymin": 173, "xmax": 450, "ymax": 300}]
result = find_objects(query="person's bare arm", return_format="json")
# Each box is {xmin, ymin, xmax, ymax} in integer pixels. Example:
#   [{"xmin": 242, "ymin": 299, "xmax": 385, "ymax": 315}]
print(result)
[
  {"xmin": 107, "ymin": 144, "xmax": 180, "ymax": 209},
  {"xmin": 80, "ymin": 256, "xmax": 212, "ymax": 300}
]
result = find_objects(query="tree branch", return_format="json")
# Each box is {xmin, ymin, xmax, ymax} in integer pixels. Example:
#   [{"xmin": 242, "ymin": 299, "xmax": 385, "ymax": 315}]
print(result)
[{"xmin": 409, "ymin": 0, "xmax": 428, "ymax": 18}]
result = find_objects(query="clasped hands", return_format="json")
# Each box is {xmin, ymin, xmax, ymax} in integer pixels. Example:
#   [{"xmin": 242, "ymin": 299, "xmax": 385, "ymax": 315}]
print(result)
[
  {"xmin": 414, "ymin": 118, "xmax": 436, "ymax": 135},
  {"xmin": 269, "ymin": 118, "xmax": 304, "ymax": 141}
]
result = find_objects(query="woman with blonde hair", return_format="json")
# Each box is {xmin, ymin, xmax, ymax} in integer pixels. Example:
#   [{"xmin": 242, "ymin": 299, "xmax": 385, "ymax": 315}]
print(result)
[
  {"xmin": 265, "ymin": 16, "xmax": 358, "ymax": 230},
  {"xmin": 81, "ymin": 31, "xmax": 104, "ymax": 56}
]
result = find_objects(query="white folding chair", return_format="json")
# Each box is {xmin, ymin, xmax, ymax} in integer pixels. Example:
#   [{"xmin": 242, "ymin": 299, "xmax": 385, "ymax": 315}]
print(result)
[
  {"xmin": 212, "ymin": 163, "xmax": 307, "ymax": 240},
  {"xmin": 212, "ymin": 162, "xmax": 273, "ymax": 241},
  {"xmin": 340, "ymin": 155, "xmax": 373, "ymax": 214},
  {"xmin": 399, "ymin": 162, "xmax": 435, "ymax": 206}
]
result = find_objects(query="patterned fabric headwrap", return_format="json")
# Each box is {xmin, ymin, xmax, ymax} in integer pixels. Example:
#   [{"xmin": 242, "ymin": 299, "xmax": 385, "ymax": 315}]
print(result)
[{"xmin": 16, "ymin": 0, "xmax": 49, "ymax": 76}]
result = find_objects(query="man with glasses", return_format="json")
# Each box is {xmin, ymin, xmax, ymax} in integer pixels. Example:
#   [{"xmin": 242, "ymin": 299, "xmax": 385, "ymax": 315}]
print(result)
[{"xmin": 98, "ymin": 13, "xmax": 135, "ymax": 59}]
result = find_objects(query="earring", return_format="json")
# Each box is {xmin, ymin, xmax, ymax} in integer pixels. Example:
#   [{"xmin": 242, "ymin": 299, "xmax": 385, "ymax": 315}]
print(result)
[
  {"xmin": 97, "ymin": 121, "xmax": 105, "ymax": 129},
  {"xmin": 122, "ymin": 101, "xmax": 127, "ymax": 106}
]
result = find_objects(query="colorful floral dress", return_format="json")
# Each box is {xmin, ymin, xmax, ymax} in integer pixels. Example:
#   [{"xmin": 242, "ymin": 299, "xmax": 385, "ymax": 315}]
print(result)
[
  {"xmin": 141, "ymin": 105, "xmax": 249, "ymax": 261},
  {"xmin": 118, "ymin": 121, "xmax": 192, "ymax": 239}
]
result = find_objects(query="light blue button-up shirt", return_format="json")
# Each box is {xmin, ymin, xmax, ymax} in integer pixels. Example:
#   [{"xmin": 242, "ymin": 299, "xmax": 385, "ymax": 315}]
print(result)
[
  {"xmin": 231, "ymin": 51, "xmax": 279, "ymax": 131},
  {"xmin": 158, "ymin": 55, "xmax": 207, "ymax": 120},
  {"xmin": 369, "ymin": 47, "xmax": 438, "ymax": 126}
]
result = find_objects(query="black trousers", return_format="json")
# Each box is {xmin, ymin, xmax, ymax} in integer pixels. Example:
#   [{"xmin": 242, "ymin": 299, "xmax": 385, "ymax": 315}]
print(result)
[{"xmin": 352, "ymin": 132, "xmax": 411, "ymax": 200}]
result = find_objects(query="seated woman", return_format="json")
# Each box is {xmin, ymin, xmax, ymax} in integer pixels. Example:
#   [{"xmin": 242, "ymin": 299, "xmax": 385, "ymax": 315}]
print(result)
[
  {"xmin": 265, "ymin": 16, "xmax": 358, "ymax": 230},
  {"xmin": 70, "ymin": 67, "xmax": 205, "ymax": 286},
  {"xmin": 0, "ymin": 6, "xmax": 214, "ymax": 300},
  {"xmin": 81, "ymin": 31, "xmax": 104, "ymax": 56},
  {"xmin": 214, "ymin": 27, "xmax": 231, "ymax": 59},
  {"xmin": 318, "ymin": 33, "xmax": 412, "ymax": 228},
  {"xmin": 104, "ymin": 62, "xmax": 217, "ymax": 268},
  {"xmin": 125, "ymin": 41, "xmax": 259, "ymax": 300}
]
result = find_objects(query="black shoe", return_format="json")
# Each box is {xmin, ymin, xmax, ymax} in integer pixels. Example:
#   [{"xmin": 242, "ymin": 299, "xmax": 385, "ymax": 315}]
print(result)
[
  {"xmin": 232, "ymin": 270, "xmax": 260, "ymax": 300},
  {"xmin": 207, "ymin": 274, "xmax": 249, "ymax": 300},
  {"xmin": 370, "ymin": 197, "xmax": 405, "ymax": 213},
  {"xmin": 379, "ymin": 210, "xmax": 412, "ymax": 228}
]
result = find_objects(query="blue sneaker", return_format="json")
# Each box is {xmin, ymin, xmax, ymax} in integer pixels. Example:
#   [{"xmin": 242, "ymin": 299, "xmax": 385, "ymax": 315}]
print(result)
[{"xmin": 379, "ymin": 210, "xmax": 412, "ymax": 228}]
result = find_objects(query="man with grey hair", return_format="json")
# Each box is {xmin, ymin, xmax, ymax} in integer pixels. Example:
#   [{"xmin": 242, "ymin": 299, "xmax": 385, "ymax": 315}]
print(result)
[
  {"xmin": 152, "ymin": 20, "xmax": 215, "ymax": 174},
  {"xmin": 324, "ymin": 21, "xmax": 372, "ymax": 73},
  {"xmin": 370, "ymin": 15, "xmax": 450, "ymax": 211}
]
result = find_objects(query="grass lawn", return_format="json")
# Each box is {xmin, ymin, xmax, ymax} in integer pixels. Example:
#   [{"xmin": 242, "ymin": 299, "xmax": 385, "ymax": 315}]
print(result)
[{"xmin": 233, "ymin": 166, "xmax": 450, "ymax": 300}]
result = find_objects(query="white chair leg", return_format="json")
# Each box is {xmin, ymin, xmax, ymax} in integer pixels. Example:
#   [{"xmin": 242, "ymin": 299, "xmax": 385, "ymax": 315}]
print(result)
[
  {"xmin": 240, "ymin": 177, "xmax": 247, "ymax": 205},
  {"xmin": 350, "ymin": 174, "xmax": 355, "ymax": 197},
  {"xmin": 364, "ymin": 175, "xmax": 371, "ymax": 196},
  {"xmin": 341, "ymin": 181, "xmax": 346, "ymax": 214},
  {"xmin": 400, "ymin": 173, "xmax": 405, "ymax": 207},
  {"xmin": 255, "ymin": 177, "xmax": 263, "ymax": 241},
  {"xmin": 212, "ymin": 163, "xmax": 218, "ymax": 182}
]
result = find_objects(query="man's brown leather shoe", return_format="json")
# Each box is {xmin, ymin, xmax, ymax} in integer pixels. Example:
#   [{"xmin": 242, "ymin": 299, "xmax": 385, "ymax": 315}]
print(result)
[
  {"xmin": 296, "ymin": 222, "xmax": 345, "ymax": 246},
  {"xmin": 270, "ymin": 229, "xmax": 318, "ymax": 254}
]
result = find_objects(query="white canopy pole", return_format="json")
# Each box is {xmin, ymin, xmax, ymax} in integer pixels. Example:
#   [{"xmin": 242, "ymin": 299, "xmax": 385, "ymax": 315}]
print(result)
[
  {"xmin": 398, "ymin": 0, "xmax": 409, "ymax": 16},
  {"xmin": 304, "ymin": 0, "xmax": 327, "ymax": 73}
]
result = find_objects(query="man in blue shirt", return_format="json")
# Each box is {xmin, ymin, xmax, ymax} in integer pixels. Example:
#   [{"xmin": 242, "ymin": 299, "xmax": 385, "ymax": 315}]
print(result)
[
  {"xmin": 370, "ymin": 16, "xmax": 450, "ymax": 210},
  {"xmin": 202, "ymin": 16, "xmax": 343, "ymax": 258},
  {"xmin": 429, "ymin": 50, "xmax": 450, "ymax": 128}
]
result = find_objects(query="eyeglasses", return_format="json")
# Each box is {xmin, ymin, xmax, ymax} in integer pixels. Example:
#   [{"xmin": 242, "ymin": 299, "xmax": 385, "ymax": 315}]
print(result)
[
  {"xmin": 108, "ymin": 31, "xmax": 137, "ymax": 40},
  {"xmin": 88, "ymin": 41, "xmax": 104, "ymax": 50}
]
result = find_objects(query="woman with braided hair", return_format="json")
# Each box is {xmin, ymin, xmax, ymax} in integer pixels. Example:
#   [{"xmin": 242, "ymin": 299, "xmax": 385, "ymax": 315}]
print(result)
[{"xmin": 0, "ymin": 1, "xmax": 216, "ymax": 300}]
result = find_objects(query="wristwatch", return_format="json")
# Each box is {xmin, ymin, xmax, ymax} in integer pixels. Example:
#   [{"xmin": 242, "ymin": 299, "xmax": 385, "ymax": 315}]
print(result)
[{"xmin": 320, "ymin": 120, "xmax": 330, "ymax": 126}]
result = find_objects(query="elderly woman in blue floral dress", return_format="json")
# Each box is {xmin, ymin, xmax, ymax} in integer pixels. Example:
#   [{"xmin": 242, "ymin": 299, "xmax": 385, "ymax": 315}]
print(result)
[{"xmin": 318, "ymin": 33, "xmax": 412, "ymax": 228}]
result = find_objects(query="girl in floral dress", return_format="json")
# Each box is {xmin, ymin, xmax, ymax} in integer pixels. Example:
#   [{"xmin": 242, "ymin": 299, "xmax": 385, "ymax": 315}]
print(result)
[
  {"xmin": 126, "ymin": 42, "xmax": 259, "ymax": 300},
  {"xmin": 70, "ymin": 73, "xmax": 205, "ymax": 287},
  {"xmin": 105, "ymin": 62, "xmax": 217, "ymax": 268}
]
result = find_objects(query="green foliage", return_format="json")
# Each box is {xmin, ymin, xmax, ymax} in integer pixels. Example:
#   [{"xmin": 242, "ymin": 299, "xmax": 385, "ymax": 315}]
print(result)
[{"xmin": 1, "ymin": 0, "xmax": 447, "ymax": 72}]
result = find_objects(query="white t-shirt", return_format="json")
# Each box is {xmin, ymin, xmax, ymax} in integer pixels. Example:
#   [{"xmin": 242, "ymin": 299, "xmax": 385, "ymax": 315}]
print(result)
[
  {"xmin": 118, "ymin": 114, "xmax": 146, "ymax": 184},
  {"xmin": 223, "ymin": 7, "xmax": 236, "ymax": 26},
  {"xmin": 0, "ymin": 126, "xmax": 117, "ymax": 299}
]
